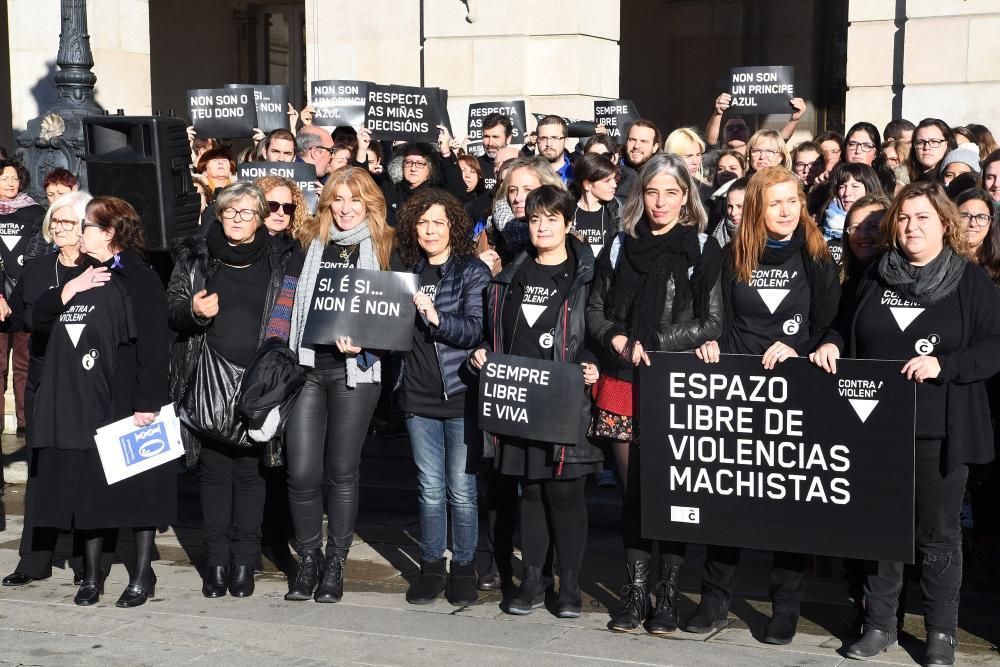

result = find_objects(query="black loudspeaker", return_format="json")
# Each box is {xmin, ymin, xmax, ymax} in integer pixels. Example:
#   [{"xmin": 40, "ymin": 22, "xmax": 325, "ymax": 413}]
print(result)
[{"xmin": 83, "ymin": 115, "xmax": 200, "ymax": 250}]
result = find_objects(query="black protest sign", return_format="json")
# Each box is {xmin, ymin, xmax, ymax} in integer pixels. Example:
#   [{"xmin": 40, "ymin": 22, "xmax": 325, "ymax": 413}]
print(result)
[
  {"xmin": 236, "ymin": 161, "xmax": 318, "ymax": 195},
  {"xmin": 187, "ymin": 87, "xmax": 258, "ymax": 138},
  {"xmin": 728, "ymin": 66, "xmax": 796, "ymax": 114},
  {"xmin": 638, "ymin": 352, "xmax": 915, "ymax": 563},
  {"xmin": 225, "ymin": 84, "xmax": 289, "ymax": 132},
  {"xmin": 310, "ymin": 80, "xmax": 371, "ymax": 129},
  {"xmin": 593, "ymin": 99, "xmax": 640, "ymax": 139},
  {"xmin": 478, "ymin": 353, "xmax": 586, "ymax": 445},
  {"xmin": 467, "ymin": 101, "xmax": 527, "ymax": 156},
  {"xmin": 301, "ymin": 268, "xmax": 419, "ymax": 351},
  {"xmin": 365, "ymin": 84, "xmax": 446, "ymax": 143},
  {"xmin": 530, "ymin": 113, "xmax": 597, "ymax": 139}
]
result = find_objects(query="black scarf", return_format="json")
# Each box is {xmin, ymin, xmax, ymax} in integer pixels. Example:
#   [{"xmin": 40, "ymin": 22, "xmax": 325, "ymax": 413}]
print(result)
[
  {"xmin": 607, "ymin": 221, "xmax": 719, "ymax": 351},
  {"xmin": 878, "ymin": 245, "xmax": 967, "ymax": 305},
  {"xmin": 206, "ymin": 220, "xmax": 269, "ymax": 267}
]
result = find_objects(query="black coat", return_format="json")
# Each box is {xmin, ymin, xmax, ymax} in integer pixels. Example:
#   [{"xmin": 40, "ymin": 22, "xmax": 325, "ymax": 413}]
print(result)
[
  {"xmin": 166, "ymin": 230, "xmax": 295, "ymax": 466},
  {"xmin": 825, "ymin": 261, "xmax": 1000, "ymax": 471},
  {"xmin": 381, "ymin": 152, "xmax": 467, "ymax": 227},
  {"xmin": 477, "ymin": 235, "xmax": 602, "ymax": 466},
  {"xmin": 0, "ymin": 204, "xmax": 47, "ymax": 296}
]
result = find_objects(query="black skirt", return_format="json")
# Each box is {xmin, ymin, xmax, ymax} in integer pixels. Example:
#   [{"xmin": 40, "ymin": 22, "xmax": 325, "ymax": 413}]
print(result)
[
  {"xmin": 495, "ymin": 437, "xmax": 599, "ymax": 481},
  {"xmin": 31, "ymin": 448, "xmax": 179, "ymax": 530}
]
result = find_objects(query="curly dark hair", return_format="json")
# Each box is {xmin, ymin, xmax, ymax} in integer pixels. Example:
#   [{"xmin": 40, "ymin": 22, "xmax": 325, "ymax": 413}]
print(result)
[
  {"xmin": 0, "ymin": 158, "xmax": 30, "ymax": 192},
  {"xmin": 85, "ymin": 196, "xmax": 147, "ymax": 255},
  {"xmin": 396, "ymin": 189, "xmax": 475, "ymax": 268}
]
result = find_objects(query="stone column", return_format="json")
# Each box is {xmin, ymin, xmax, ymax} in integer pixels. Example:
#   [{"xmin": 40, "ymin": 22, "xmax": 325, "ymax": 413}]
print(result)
[{"xmin": 844, "ymin": 0, "xmax": 898, "ymax": 130}]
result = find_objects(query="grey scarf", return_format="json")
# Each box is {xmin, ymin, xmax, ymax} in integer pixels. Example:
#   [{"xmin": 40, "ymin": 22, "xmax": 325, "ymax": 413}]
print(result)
[
  {"xmin": 878, "ymin": 245, "xmax": 967, "ymax": 305},
  {"xmin": 289, "ymin": 221, "xmax": 380, "ymax": 386}
]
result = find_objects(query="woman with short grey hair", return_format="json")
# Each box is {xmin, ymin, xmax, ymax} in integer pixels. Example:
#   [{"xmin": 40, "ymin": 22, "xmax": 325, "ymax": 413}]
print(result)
[{"xmin": 167, "ymin": 181, "xmax": 294, "ymax": 600}]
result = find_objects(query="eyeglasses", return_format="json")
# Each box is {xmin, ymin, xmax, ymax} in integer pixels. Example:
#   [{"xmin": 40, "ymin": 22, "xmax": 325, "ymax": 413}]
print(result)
[
  {"xmin": 914, "ymin": 138, "xmax": 947, "ymax": 149},
  {"xmin": 960, "ymin": 211, "xmax": 992, "ymax": 227},
  {"xmin": 267, "ymin": 201, "xmax": 296, "ymax": 216},
  {"xmin": 312, "ymin": 145, "xmax": 337, "ymax": 156},
  {"xmin": 220, "ymin": 207, "xmax": 259, "ymax": 221},
  {"xmin": 538, "ymin": 136, "xmax": 565, "ymax": 144},
  {"xmin": 403, "ymin": 159, "xmax": 429, "ymax": 169},
  {"xmin": 48, "ymin": 218, "xmax": 78, "ymax": 232},
  {"xmin": 846, "ymin": 141, "xmax": 876, "ymax": 153},
  {"xmin": 750, "ymin": 148, "xmax": 779, "ymax": 157},
  {"xmin": 793, "ymin": 161, "xmax": 815, "ymax": 170}
]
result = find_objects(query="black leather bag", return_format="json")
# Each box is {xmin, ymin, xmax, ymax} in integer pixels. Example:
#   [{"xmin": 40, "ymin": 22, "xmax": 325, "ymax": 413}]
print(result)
[{"xmin": 178, "ymin": 343, "xmax": 249, "ymax": 446}]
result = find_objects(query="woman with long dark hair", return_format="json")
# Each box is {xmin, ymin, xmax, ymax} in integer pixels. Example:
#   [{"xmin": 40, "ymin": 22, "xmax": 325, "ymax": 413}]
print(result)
[
  {"xmin": 817, "ymin": 163, "xmax": 886, "ymax": 264},
  {"xmin": 692, "ymin": 167, "xmax": 840, "ymax": 645},
  {"xmin": 907, "ymin": 118, "xmax": 957, "ymax": 183},
  {"xmin": 844, "ymin": 121, "xmax": 897, "ymax": 194},
  {"xmin": 572, "ymin": 153, "xmax": 621, "ymax": 258},
  {"xmin": 587, "ymin": 153, "xmax": 724, "ymax": 634}
]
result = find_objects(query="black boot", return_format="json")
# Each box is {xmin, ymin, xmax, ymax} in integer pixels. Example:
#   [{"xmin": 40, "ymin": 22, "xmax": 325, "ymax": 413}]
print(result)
[
  {"xmin": 202, "ymin": 565, "xmax": 228, "ymax": 598},
  {"xmin": 646, "ymin": 563, "xmax": 681, "ymax": 635},
  {"xmin": 684, "ymin": 593, "xmax": 729, "ymax": 633},
  {"xmin": 314, "ymin": 555, "xmax": 345, "ymax": 603},
  {"xmin": 608, "ymin": 560, "xmax": 651, "ymax": 632},
  {"xmin": 923, "ymin": 632, "xmax": 956, "ymax": 666},
  {"xmin": 555, "ymin": 570, "xmax": 582, "ymax": 618},
  {"xmin": 227, "ymin": 564, "xmax": 255, "ymax": 598},
  {"xmin": 74, "ymin": 531, "xmax": 106, "ymax": 607},
  {"xmin": 506, "ymin": 565, "xmax": 545, "ymax": 615},
  {"xmin": 406, "ymin": 558, "xmax": 447, "ymax": 605},
  {"xmin": 284, "ymin": 549, "xmax": 322, "ymax": 601},
  {"xmin": 844, "ymin": 626, "xmax": 897, "ymax": 659},
  {"xmin": 764, "ymin": 610, "xmax": 799, "ymax": 645},
  {"xmin": 448, "ymin": 560, "xmax": 479, "ymax": 607}
]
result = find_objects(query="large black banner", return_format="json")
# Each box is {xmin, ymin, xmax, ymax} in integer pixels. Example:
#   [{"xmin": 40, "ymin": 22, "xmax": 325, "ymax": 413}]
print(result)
[
  {"xmin": 594, "ymin": 99, "xmax": 640, "ymax": 140},
  {"xmin": 236, "ymin": 161, "xmax": 318, "ymax": 195},
  {"xmin": 478, "ymin": 353, "xmax": 585, "ymax": 444},
  {"xmin": 467, "ymin": 101, "xmax": 527, "ymax": 157},
  {"xmin": 728, "ymin": 66, "xmax": 796, "ymax": 114},
  {"xmin": 187, "ymin": 87, "xmax": 258, "ymax": 138},
  {"xmin": 310, "ymin": 80, "xmax": 371, "ymax": 130},
  {"xmin": 365, "ymin": 84, "xmax": 446, "ymax": 143},
  {"xmin": 225, "ymin": 83, "xmax": 289, "ymax": 132},
  {"xmin": 301, "ymin": 268, "xmax": 418, "ymax": 351},
  {"xmin": 639, "ymin": 352, "xmax": 915, "ymax": 563}
]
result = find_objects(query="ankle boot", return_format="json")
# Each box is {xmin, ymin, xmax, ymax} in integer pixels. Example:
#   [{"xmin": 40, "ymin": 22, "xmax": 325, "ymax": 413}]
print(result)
[
  {"xmin": 608, "ymin": 559, "xmax": 651, "ymax": 632},
  {"xmin": 506, "ymin": 565, "xmax": 545, "ymax": 615},
  {"xmin": 202, "ymin": 565, "xmax": 228, "ymax": 598},
  {"xmin": 555, "ymin": 570, "xmax": 582, "ymax": 618},
  {"xmin": 407, "ymin": 558, "xmax": 447, "ymax": 605},
  {"xmin": 844, "ymin": 626, "xmax": 897, "ymax": 659},
  {"xmin": 314, "ymin": 555, "xmax": 345, "ymax": 603},
  {"xmin": 227, "ymin": 564, "xmax": 255, "ymax": 598},
  {"xmin": 646, "ymin": 562, "xmax": 681, "ymax": 635},
  {"xmin": 448, "ymin": 560, "xmax": 479, "ymax": 607},
  {"xmin": 684, "ymin": 593, "xmax": 729, "ymax": 633},
  {"xmin": 284, "ymin": 549, "xmax": 322, "ymax": 601},
  {"xmin": 764, "ymin": 610, "xmax": 799, "ymax": 645},
  {"xmin": 923, "ymin": 632, "xmax": 956, "ymax": 666}
]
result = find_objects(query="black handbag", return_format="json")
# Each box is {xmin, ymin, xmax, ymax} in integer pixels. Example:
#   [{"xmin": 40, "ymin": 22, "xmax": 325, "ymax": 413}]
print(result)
[{"xmin": 178, "ymin": 342, "xmax": 249, "ymax": 446}]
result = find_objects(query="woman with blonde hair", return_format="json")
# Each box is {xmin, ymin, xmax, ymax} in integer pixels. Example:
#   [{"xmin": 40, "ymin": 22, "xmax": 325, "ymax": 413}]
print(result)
[
  {"xmin": 746, "ymin": 128, "xmax": 791, "ymax": 173},
  {"xmin": 266, "ymin": 167, "xmax": 395, "ymax": 604},
  {"xmin": 692, "ymin": 166, "xmax": 840, "ymax": 645}
]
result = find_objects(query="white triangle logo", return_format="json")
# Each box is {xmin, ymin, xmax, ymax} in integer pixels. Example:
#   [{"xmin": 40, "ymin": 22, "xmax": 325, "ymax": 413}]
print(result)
[
  {"xmin": 521, "ymin": 303, "xmax": 547, "ymax": 327},
  {"xmin": 889, "ymin": 307, "xmax": 924, "ymax": 332},
  {"xmin": 1, "ymin": 235, "xmax": 20, "ymax": 251},
  {"xmin": 590, "ymin": 243, "xmax": 603, "ymax": 257},
  {"xmin": 848, "ymin": 398, "xmax": 879, "ymax": 423},
  {"xmin": 65, "ymin": 323, "xmax": 85, "ymax": 348},
  {"xmin": 757, "ymin": 289, "xmax": 790, "ymax": 315}
]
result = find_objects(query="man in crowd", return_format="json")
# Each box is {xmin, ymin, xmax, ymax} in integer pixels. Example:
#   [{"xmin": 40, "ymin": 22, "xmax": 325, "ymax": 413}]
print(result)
[
  {"xmin": 264, "ymin": 129, "xmax": 297, "ymax": 162},
  {"xmin": 617, "ymin": 119, "xmax": 661, "ymax": 199},
  {"xmin": 477, "ymin": 113, "xmax": 513, "ymax": 192},
  {"xmin": 522, "ymin": 115, "xmax": 574, "ymax": 185},
  {"xmin": 296, "ymin": 125, "xmax": 335, "ymax": 213}
]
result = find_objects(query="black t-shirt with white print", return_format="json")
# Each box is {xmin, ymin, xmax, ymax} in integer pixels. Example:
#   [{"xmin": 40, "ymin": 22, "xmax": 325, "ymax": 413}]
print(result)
[
  {"xmin": 502, "ymin": 258, "xmax": 569, "ymax": 359},
  {"xmin": 855, "ymin": 283, "xmax": 961, "ymax": 438},
  {"xmin": 313, "ymin": 242, "xmax": 357, "ymax": 371},
  {"xmin": 726, "ymin": 252, "xmax": 811, "ymax": 355},
  {"xmin": 573, "ymin": 206, "xmax": 613, "ymax": 258}
]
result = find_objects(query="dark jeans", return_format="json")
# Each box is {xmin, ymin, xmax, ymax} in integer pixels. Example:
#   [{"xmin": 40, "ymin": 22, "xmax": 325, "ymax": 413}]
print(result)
[
  {"xmin": 623, "ymin": 441, "xmax": 686, "ymax": 567},
  {"xmin": 864, "ymin": 438, "xmax": 968, "ymax": 635},
  {"xmin": 519, "ymin": 477, "xmax": 588, "ymax": 572},
  {"xmin": 699, "ymin": 545, "xmax": 806, "ymax": 614},
  {"xmin": 285, "ymin": 369, "xmax": 380, "ymax": 558},
  {"xmin": 199, "ymin": 440, "xmax": 265, "ymax": 567}
]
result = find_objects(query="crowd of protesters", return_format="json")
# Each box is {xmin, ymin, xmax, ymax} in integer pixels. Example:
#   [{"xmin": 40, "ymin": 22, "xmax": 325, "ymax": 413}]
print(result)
[{"xmin": 0, "ymin": 93, "xmax": 998, "ymax": 667}]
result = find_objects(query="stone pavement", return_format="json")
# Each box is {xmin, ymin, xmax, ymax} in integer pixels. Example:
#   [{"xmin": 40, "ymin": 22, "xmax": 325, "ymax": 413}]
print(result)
[{"xmin": 1, "ymin": 433, "xmax": 999, "ymax": 666}]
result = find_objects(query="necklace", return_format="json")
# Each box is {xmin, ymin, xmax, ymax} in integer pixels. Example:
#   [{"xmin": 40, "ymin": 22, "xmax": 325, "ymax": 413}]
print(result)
[
  {"xmin": 53, "ymin": 253, "xmax": 78, "ymax": 287},
  {"xmin": 339, "ymin": 244, "xmax": 358, "ymax": 262}
]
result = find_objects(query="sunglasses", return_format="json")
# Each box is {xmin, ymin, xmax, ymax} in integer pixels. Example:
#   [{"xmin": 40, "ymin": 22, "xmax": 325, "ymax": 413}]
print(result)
[{"xmin": 267, "ymin": 201, "xmax": 296, "ymax": 216}]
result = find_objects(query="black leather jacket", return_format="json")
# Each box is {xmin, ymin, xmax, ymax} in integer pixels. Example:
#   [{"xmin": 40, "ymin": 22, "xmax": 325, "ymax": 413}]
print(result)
[{"xmin": 586, "ymin": 229, "xmax": 724, "ymax": 380}]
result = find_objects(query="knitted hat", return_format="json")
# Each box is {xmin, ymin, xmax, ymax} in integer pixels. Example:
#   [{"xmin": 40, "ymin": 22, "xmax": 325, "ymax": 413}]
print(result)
[{"xmin": 940, "ymin": 145, "xmax": 981, "ymax": 173}]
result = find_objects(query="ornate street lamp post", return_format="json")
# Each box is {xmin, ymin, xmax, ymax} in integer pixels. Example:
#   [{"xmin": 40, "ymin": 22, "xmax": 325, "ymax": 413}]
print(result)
[{"xmin": 15, "ymin": 0, "xmax": 102, "ymax": 200}]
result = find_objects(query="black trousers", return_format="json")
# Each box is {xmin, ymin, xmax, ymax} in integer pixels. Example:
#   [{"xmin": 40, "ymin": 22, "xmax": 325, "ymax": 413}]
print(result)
[
  {"xmin": 480, "ymin": 467, "xmax": 517, "ymax": 577},
  {"xmin": 864, "ymin": 438, "xmax": 967, "ymax": 635},
  {"xmin": 285, "ymin": 369, "xmax": 380, "ymax": 558},
  {"xmin": 698, "ymin": 545, "xmax": 806, "ymax": 614},
  {"xmin": 199, "ymin": 440, "xmax": 265, "ymax": 568},
  {"xmin": 519, "ymin": 477, "xmax": 588, "ymax": 572},
  {"xmin": 623, "ymin": 441, "xmax": 686, "ymax": 567}
]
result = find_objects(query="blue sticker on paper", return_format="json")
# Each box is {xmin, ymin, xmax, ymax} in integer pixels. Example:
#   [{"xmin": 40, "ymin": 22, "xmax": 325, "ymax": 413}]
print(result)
[{"xmin": 119, "ymin": 423, "xmax": 169, "ymax": 466}]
